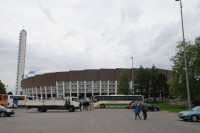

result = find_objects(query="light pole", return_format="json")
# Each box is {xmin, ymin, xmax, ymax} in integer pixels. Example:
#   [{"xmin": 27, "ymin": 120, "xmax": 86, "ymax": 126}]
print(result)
[
  {"xmin": 175, "ymin": 0, "xmax": 191, "ymax": 109},
  {"xmin": 131, "ymin": 57, "xmax": 134, "ymax": 95}
]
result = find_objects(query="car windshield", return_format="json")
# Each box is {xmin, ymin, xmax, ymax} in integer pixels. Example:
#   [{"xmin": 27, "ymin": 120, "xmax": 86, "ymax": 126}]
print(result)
[{"xmin": 191, "ymin": 106, "xmax": 200, "ymax": 111}]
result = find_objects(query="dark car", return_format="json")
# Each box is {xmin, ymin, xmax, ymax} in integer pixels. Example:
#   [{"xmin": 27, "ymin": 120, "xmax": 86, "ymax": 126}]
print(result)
[
  {"xmin": 126, "ymin": 101, "xmax": 159, "ymax": 111},
  {"xmin": 146, "ymin": 104, "xmax": 160, "ymax": 111},
  {"xmin": 0, "ymin": 105, "xmax": 15, "ymax": 117}
]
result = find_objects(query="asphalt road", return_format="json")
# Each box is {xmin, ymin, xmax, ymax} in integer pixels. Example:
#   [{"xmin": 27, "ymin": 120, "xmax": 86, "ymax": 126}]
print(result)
[{"xmin": 0, "ymin": 108, "xmax": 199, "ymax": 133}]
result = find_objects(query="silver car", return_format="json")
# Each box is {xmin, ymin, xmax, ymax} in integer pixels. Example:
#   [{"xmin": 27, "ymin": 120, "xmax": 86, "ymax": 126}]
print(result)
[{"xmin": 178, "ymin": 106, "xmax": 200, "ymax": 122}]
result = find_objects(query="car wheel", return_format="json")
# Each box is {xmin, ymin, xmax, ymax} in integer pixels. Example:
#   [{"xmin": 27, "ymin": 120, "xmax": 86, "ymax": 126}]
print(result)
[
  {"xmin": 42, "ymin": 109, "xmax": 47, "ymax": 112},
  {"xmin": 191, "ymin": 115, "xmax": 198, "ymax": 122},
  {"xmin": 100, "ymin": 104, "xmax": 105, "ymax": 108},
  {"xmin": 38, "ymin": 108, "xmax": 44, "ymax": 112},
  {"xmin": 0, "ymin": 112, "xmax": 6, "ymax": 117},
  {"xmin": 68, "ymin": 107, "xmax": 75, "ymax": 112}
]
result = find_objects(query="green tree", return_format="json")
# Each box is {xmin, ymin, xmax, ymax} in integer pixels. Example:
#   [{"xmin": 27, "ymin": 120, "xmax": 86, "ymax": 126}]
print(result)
[
  {"xmin": 134, "ymin": 66, "xmax": 150, "ymax": 99},
  {"xmin": 157, "ymin": 74, "xmax": 168, "ymax": 102},
  {"xmin": 135, "ymin": 65, "xmax": 169, "ymax": 102},
  {"xmin": 118, "ymin": 70, "xmax": 131, "ymax": 95},
  {"xmin": 0, "ymin": 80, "xmax": 6, "ymax": 94},
  {"xmin": 170, "ymin": 36, "xmax": 200, "ymax": 103},
  {"xmin": 150, "ymin": 65, "xmax": 159, "ymax": 102}
]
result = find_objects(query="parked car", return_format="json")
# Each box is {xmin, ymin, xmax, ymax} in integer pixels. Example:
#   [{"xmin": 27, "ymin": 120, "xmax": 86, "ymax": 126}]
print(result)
[
  {"xmin": 146, "ymin": 104, "xmax": 160, "ymax": 111},
  {"xmin": 126, "ymin": 101, "xmax": 159, "ymax": 111},
  {"xmin": 0, "ymin": 105, "xmax": 15, "ymax": 117},
  {"xmin": 178, "ymin": 106, "xmax": 200, "ymax": 122}
]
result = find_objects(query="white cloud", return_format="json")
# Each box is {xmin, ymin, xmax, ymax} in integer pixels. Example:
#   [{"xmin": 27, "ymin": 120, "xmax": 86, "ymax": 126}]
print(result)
[{"xmin": 0, "ymin": 0, "xmax": 200, "ymax": 93}]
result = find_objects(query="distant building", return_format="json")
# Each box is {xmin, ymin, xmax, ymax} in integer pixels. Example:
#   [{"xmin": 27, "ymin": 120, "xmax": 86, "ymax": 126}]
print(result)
[
  {"xmin": 16, "ymin": 29, "xmax": 27, "ymax": 95},
  {"xmin": 21, "ymin": 68, "xmax": 173, "ymax": 99}
]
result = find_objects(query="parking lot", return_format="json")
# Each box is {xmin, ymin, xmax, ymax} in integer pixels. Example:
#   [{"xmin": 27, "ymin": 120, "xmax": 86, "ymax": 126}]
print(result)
[{"xmin": 0, "ymin": 108, "xmax": 199, "ymax": 133}]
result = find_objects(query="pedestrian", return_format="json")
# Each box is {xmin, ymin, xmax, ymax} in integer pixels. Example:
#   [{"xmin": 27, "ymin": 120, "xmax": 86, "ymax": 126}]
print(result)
[
  {"xmin": 89, "ymin": 101, "xmax": 93, "ymax": 111},
  {"xmin": 85, "ymin": 101, "xmax": 89, "ymax": 111},
  {"xmin": 79, "ymin": 101, "xmax": 82, "ymax": 111},
  {"xmin": 134, "ymin": 104, "xmax": 141, "ymax": 120},
  {"xmin": 142, "ymin": 103, "xmax": 148, "ymax": 120},
  {"xmin": 83, "ymin": 101, "xmax": 86, "ymax": 111}
]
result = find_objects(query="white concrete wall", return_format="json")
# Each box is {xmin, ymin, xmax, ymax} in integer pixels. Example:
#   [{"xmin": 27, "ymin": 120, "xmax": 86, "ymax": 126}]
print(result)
[{"xmin": 16, "ymin": 29, "xmax": 27, "ymax": 95}]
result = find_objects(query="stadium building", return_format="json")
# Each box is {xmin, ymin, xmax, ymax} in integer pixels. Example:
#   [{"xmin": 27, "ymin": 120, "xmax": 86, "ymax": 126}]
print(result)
[{"xmin": 21, "ymin": 68, "xmax": 173, "ymax": 99}]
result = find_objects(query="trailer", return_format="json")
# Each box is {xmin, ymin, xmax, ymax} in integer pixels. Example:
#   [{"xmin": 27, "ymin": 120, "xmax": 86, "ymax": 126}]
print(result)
[{"xmin": 25, "ymin": 97, "xmax": 80, "ymax": 112}]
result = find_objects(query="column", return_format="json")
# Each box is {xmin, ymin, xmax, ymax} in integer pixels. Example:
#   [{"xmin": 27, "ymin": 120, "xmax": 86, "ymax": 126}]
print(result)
[
  {"xmin": 50, "ymin": 86, "xmax": 53, "ymax": 99},
  {"xmin": 69, "ymin": 81, "xmax": 72, "ymax": 97},
  {"xmin": 100, "ymin": 80, "xmax": 102, "ymax": 96},
  {"xmin": 32, "ymin": 87, "xmax": 34, "ymax": 96},
  {"xmin": 45, "ymin": 86, "xmax": 47, "ymax": 99},
  {"xmin": 107, "ymin": 80, "xmax": 109, "ymax": 95},
  {"xmin": 77, "ymin": 81, "xmax": 79, "ymax": 98},
  {"xmin": 92, "ymin": 81, "xmax": 94, "ymax": 96},
  {"xmin": 40, "ymin": 86, "xmax": 42, "ymax": 99},
  {"xmin": 28, "ymin": 88, "xmax": 31, "ymax": 96},
  {"xmin": 84, "ymin": 81, "xmax": 86, "ymax": 98},
  {"xmin": 56, "ymin": 82, "xmax": 58, "ymax": 99},
  {"xmin": 63, "ymin": 81, "xmax": 65, "ymax": 98},
  {"xmin": 115, "ymin": 80, "xmax": 117, "ymax": 95},
  {"xmin": 25, "ymin": 89, "xmax": 27, "ymax": 95},
  {"xmin": 23, "ymin": 88, "xmax": 26, "ymax": 95},
  {"xmin": 35, "ymin": 87, "xmax": 38, "ymax": 99}
]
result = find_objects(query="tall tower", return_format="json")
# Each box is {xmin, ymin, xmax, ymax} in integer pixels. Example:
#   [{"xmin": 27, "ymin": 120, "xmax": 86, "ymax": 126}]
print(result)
[{"xmin": 15, "ymin": 29, "xmax": 27, "ymax": 95}]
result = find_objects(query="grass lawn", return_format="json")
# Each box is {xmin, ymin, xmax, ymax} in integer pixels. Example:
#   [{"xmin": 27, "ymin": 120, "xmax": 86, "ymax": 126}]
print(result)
[{"xmin": 151, "ymin": 101, "xmax": 188, "ymax": 113}]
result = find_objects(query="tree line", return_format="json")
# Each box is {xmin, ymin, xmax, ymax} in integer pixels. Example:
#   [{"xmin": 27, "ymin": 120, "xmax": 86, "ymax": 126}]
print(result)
[{"xmin": 117, "ymin": 65, "xmax": 168, "ymax": 102}]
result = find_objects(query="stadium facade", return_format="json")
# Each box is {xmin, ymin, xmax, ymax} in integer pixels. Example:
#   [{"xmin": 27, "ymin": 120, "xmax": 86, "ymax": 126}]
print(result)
[{"xmin": 21, "ymin": 68, "xmax": 173, "ymax": 99}]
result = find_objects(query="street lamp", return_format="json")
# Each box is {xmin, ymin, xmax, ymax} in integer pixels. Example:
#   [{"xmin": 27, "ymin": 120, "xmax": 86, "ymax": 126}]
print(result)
[
  {"xmin": 175, "ymin": 0, "xmax": 191, "ymax": 109},
  {"xmin": 131, "ymin": 57, "xmax": 134, "ymax": 95}
]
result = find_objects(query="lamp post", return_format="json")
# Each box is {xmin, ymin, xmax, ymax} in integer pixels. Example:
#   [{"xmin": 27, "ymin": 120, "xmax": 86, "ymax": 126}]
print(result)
[
  {"xmin": 175, "ymin": 0, "xmax": 191, "ymax": 109},
  {"xmin": 131, "ymin": 57, "xmax": 134, "ymax": 95}
]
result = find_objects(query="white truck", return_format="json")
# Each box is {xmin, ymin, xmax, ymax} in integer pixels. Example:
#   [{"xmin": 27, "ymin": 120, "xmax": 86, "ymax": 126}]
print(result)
[{"xmin": 25, "ymin": 97, "xmax": 80, "ymax": 112}]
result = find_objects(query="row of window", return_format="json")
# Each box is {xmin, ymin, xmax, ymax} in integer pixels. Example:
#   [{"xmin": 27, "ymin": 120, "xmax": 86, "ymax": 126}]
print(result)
[
  {"xmin": 95, "ymin": 96, "xmax": 143, "ymax": 101},
  {"xmin": 26, "ymin": 89, "xmax": 116, "ymax": 94}
]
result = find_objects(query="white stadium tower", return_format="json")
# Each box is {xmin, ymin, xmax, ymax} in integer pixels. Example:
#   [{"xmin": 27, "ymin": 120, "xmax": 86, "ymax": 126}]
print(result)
[{"xmin": 15, "ymin": 29, "xmax": 27, "ymax": 95}]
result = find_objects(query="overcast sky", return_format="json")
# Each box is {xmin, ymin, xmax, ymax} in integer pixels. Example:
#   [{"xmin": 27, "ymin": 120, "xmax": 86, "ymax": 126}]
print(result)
[{"xmin": 0, "ymin": 0, "xmax": 200, "ymax": 93}]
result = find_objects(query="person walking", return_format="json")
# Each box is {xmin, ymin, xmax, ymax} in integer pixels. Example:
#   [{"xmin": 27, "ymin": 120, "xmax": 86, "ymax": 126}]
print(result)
[
  {"xmin": 79, "ymin": 101, "xmax": 82, "ymax": 111},
  {"xmin": 134, "ymin": 104, "xmax": 141, "ymax": 120},
  {"xmin": 142, "ymin": 103, "xmax": 148, "ymax": 120},
  {"xmin": 83, "ymin": 101, "xmax": 86, "ymax": 111},
  {"xmin": 89, "ymin": 101, "xmax": 93, "ymax": 111}
]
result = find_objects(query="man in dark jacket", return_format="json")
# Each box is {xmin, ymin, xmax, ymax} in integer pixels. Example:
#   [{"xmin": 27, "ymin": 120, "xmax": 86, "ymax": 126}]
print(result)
[
  {"xmin": 142, "ymin": 103, "xmax": 148, "ymax": 120},
  {"xmin": 79, "ymin": 101, "xmax": 82, "ymax": 111}
]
